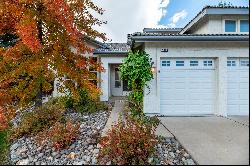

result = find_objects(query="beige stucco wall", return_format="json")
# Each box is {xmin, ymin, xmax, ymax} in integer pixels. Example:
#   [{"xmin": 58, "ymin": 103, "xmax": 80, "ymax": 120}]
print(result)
[
  {"xmin": 144, "ymin": 41, "xmax": 249, "ymax": 116},
  {"xmin": 190, "ymin": 14, "xmax": 249, "ymax": 34}
]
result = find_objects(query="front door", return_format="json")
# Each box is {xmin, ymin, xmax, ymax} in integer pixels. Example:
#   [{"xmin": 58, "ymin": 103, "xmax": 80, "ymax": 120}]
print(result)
[{"xmin": 111, "ymin": 65, "xmax": 123, "ymax": 96}]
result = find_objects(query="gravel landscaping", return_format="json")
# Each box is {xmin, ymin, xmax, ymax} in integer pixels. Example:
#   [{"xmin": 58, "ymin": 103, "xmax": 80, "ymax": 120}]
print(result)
[
  {"xmin": 9, "ymin": 111, "xmax": 110, "ymax": 165},
  {"xmin": 8, "ymin": 108, "xmax": 195, "ymax": 165},
  {"xmin": 152, "ymin": 137, "xmax": 196, "ymax": 165}
]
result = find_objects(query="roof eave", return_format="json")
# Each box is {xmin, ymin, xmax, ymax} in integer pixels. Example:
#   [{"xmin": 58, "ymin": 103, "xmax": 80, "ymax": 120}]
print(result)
[
  {"xmin": 93, "ymin": 51, "xmax": 128, "ymax": 55},
  {"xmin": 131, "ymin": 36, "xmax": 249, "ymax": 42}
]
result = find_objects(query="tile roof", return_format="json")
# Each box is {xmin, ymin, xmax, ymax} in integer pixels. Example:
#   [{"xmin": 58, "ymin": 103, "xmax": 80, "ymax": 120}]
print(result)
[
  {"xmin": 143, "ymin": 28, "xmax": 182, "ymax": 34},
  {"xmin": 127, "ymin": 33, "xmax": 249, "ymax": 44},
  {"xmin": 94, "ymin": 43, "xmax": 130, "ymax": 54},
  {"xmin": 130, "ymin": 33, "xmax": 249, "ymax": 37}
]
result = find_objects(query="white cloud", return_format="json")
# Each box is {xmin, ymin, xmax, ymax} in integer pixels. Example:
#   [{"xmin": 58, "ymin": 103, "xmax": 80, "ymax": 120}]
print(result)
[
  {"xmin": 92, "ymin": 0, "xmax": 170, "ymax": 43},
  {"xmin": 168, "ymin": 10, "xmax": 188, "ymax": 28},
  {"xmin": 160, "ymin": 0, "xmax": 170, "ymax": 8}
]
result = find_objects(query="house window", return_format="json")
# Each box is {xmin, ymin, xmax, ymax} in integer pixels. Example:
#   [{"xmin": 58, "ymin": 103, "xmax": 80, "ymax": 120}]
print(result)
[
  {"xmin": 115, "ymin": 67, "xmax": 121, "ymax": 88},
  {"xmin": 240, "ymin": 60, "xmax": 249, "ymax": 67},
  {"xmin": 190, "ymin": 61, "xmax": 199, "ymax": 66},
  {"xmin": 240, "ymin": 20, "xmax": 249, "ymax": 32},
  {"xmin": 225, "ymin": 20, "xmax": 236, "ymax": 32},
  {"xmin": 176, "ymin": 61, "xmax": 184, "ymax": 66},
  {"xmin": 204, "ymin": 60, "xmax": 213, "ymax": 66},
  {"xmin": 89, "ymin": 57, "xmax": 98, "ymax": 87},
  {"xmin": 162, "ymin": 60, "xmax": 170, "ymax": 67},
  {"xmin": 227, "ymin": 60, "xmax": 236, "ymax": 67}
]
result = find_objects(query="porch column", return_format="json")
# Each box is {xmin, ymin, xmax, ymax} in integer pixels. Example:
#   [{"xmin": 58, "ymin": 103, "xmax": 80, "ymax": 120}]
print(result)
[{"xmin": 100, "ymin": 62, "xmax": 109, "ymax": 101}]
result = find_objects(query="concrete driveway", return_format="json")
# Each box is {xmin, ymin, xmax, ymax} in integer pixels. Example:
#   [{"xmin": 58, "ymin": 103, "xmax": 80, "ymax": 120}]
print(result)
[{"xmin": 159, "ymin": 116, "xmax": 249, "ymax": 165}]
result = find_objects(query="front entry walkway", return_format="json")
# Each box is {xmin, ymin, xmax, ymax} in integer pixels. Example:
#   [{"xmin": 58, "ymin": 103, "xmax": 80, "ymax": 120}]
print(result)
[{"xmin": 159, "ymin": 116, "xmax": 249, "ymax": 165}]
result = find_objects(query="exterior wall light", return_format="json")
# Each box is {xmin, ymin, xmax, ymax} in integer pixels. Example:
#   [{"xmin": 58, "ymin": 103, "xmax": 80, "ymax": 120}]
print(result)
[
  {"xmin": 151, "ymin": 61, "xmax": 157, "ymax": 74},
  {"xmin": 151, "ymin": 66, "xmax": 157, "ymax": 74}
]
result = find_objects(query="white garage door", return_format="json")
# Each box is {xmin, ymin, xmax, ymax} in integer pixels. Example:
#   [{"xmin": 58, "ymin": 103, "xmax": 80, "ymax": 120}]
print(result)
[
  {"xmin": 160, "ymin": 58, "xmax": 216, "ymax": 116},
  {"xmin": 227, "ymin": 58, "xmax": 249, "ymax": 115}
]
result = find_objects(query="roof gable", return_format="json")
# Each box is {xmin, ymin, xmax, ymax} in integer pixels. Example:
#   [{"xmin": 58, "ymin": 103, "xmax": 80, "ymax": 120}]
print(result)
[{"xmin": 179, "ymin": 6, "xmax": 249, "ymax": 34}]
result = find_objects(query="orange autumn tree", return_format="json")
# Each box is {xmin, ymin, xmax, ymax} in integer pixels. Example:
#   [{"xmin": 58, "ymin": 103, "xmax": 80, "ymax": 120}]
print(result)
[{"xmin": 0, "ymin": 0, "xmax": 106, "ymax": 130}]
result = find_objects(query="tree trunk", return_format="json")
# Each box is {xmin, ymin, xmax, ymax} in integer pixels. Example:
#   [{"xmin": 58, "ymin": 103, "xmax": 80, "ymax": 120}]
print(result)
[{"xmin": 35, "ymin": 5, "xmax": 44, "ymax": 107}]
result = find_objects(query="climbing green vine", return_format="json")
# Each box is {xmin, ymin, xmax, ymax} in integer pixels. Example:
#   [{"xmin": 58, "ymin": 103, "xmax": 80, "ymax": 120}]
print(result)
[{"xmin": 120, "ymin": 50, "xmax": 153, "ymax": 112}]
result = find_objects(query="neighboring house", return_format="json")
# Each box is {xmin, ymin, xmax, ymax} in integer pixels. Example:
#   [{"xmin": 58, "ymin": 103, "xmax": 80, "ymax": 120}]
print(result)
[{"xmin": 127, "ymin": 6, "xmax": 249, "ymax": 117}]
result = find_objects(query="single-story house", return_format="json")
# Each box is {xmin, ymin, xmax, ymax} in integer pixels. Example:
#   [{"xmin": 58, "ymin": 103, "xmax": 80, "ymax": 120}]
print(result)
[{"xmin": 52, "ymin": 6, "xmax": 249, "ymax": 117}]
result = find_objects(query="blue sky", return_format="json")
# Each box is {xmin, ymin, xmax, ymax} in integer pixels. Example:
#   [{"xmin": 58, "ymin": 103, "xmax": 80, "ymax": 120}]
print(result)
[
  {"xmin": 159, "ymin": 0, "xmax": 249, "ymax": 28},
  {"xmin": 93, "ymin": 0, "xmax": 249, "ymax": 42}
]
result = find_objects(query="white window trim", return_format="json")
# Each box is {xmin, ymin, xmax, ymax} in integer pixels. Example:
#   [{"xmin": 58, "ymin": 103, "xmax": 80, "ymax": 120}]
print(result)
[
  {"xmin": 223, "ymin": 19, "xmax": 237, "ymax": 33},
  {"xmin": 239, "ymin": 19, "xmax": 249, "ymax": 34}
]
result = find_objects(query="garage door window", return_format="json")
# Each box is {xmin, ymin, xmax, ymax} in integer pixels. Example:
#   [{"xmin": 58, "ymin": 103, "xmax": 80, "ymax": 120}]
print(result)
[
  {"xmin": 204, "ymin": 60, "xmax": 213, "ymax": 66},
  {"xmin": 190, "ymin": 61, "xmax": 199, "ymax": 66},
  {"xmin": 162, "ymin": 60, "xmax": 170, "ymax": 67},
  {"xmin": 240, "ymin": 60, "xmax": 249, "ymax": 67},
  {"xmin": 227, "ymin": 60, "xmax": 236, "ymax": 67},
  {"xmin": 176, "ymin": 61, "xmax": 184, "ymax": 66}
]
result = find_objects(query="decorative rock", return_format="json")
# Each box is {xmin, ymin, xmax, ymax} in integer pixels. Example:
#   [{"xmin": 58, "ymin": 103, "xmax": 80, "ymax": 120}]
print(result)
[
  {"xmin": 187, "ymin": 159, "xmax": 195, "ymax": 165},
  {"xmin": 16, "ymin": 159, "xmax": 29, "ymax": 165},
  {"xmin": 35, "ymin": 161, "xmax": 41, "ymax": 165},
  {"xmin": 67, "ymin": 152, "xmax": 77, "ymax": 159},
  {"xmin": 93, "ymin": 149, "xmax": 99, "ymax": 154},
  {"xmin": 184, "ymin": 152, "xmax": 190, "ymax": 157},
  {"xmin": 10, "ymin": 143, "xmax": 20, "ymax": 151},
  {"xmin": 169, "ymin": 152, "xmax": 175, "ymax": 158},
  {"xmin": 51, "ymin": 152, "xmax": 58, "ymax": 157},
  {"xmin": 148, "ymin": 157, "xmax": 154, "ymax": 163},
  {"xmin": 38, "ymin": 153, "xmax": 44, "ymax": 158},
  {"xmin": 73, "ymin": 161, "xmax": 85, "ymax": 165},
  {"xmin": 97, "ymin": 143, "xmax": 102, "ymax": 148}
]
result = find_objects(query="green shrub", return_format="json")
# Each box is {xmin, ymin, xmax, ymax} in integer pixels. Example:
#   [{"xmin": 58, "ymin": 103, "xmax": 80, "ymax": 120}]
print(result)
[
  {"xmin": 0, "ymin": 130, "xmax": 9, "ymax": 165},
  {"xmin": 10, "ymin": 97, "xmax": 66, "ymax": 140},
  {"xmin": 128, "ymin": 107, "xmax": 160, "ymax": 129},
  {"xmin": 64, "ymin": 88, "xmax": 108, "ymax": 113},
  {"xmin": 98, "ymin": 114, "xmax": 157, "ymax": 165}
]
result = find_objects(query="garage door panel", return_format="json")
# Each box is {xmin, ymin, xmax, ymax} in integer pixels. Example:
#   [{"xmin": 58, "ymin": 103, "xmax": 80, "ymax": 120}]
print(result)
[
  {"xmin": 239, "ymin": 93, "xmax": 249, "ymax": 99},
  {"xmin": 228, "ymin": 101, "xmax": 240, "ymax": 105},
  {"xmin": 160, "ymin": 58, "xmax": 215, "ymax": 115},
  {"xmin": 227, "ymin": 58, "xmax": 249, "ymax": 115},
  {"xmin": 188, "ymin": 95, "xmax": 202, "ymax": 100},
  {"xmin": 201, "ymin": 84, "xmax": 214, "ymax": 89},
  {"xmin": 240, "ymin": 105, "xmax": 249, "ymax": 111},
  {"xmin": 228, "ymin": 83, "xmax": 238, "ymax": 89},
  {"xmin": 228, "ymin": 94, "xmax": 239, "ymax": 100},
  {"xmin": 187, "ymin": 105, "xmax": 203, "ymax": 112},
  {"xmin": 172, "ymin": 94, "xmax": 186, "ymax": 100},
  {"xmin": 239, "ymin": 83, "xmax": 249, "ymax": 89},
  {"xmin": 160, "ymin": 105, "xmax": 185, "ymax": 112}
]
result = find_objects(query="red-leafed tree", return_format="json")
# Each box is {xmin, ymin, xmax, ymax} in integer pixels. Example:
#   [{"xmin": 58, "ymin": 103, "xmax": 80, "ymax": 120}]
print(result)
[{"xmin": 0, "ymin": 0, "xmax": 106, "ymax": 130}]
